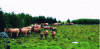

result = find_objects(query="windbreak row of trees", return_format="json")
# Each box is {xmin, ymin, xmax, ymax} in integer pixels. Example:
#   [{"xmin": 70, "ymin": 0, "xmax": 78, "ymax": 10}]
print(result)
[
  {"xmin": 71, "ymin": 19, "xmax": 99, "ymax": 24},
  {"xmin": 0, "ymin": 8, "xmax": 57, "ymax": 32}
]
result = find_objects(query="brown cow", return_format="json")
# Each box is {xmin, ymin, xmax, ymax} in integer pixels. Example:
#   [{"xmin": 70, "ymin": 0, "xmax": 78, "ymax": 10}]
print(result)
[
  {"xmin": 66, "ymin": 23, "xmax": 70, "ymax": 25},
  {"xmin": 58, "ymin": 23, "xmax": 61, "ymax": 25},
  {"xmin": 31, "ymin": 25, "xmax": 35, "ymax": 31},
  {"xmin": 45, "ymin": 23, "xmax": 49, "ymax": 26},
  {"xmin": 4, "ymin": 28, "xmax": 11, "ymax": 36},
  {"xmin": 27, "ymin": 26, "xmax": 32, "ymax": 29},
  {"xmin": 70, "ymin": 23, "xmax": 73, "ymax": 25},
  {"xmin": 41, "ymin": 23, "xmax": 49, "ymax": 27},
  {"xmin": 34, "ymin": 24, "xmax": 39, "ymax": 28},
  {"xmin": 31, "ymin": 24, "xmax": 34, "ymax": 26},
  {"xmin": 34, "ymin": 27, "xmax": 40, "ymax": 32},
  {"xmin": 51, "ymin": 31, "xmax": 56, "ymax": 39},
  {"xmin": 31, "ymin": 24, "xmax": 35, "ymax": 28},
  {"xmin": 38, "ymin": 25, "xmax": 41, "ymax": 28},
  {"xmin": 52, "ymin": 27, "xmax": 57, "ymax": 31},
  {"xmin": 41, "ymin": 23, "xmax": 45, "ymax": 26},
  {"xmin": 44, "ymin": 30, "xmax": 49, "ymax": 39},
  {"xmin": 42, "ymin": 26, "xmax": 50, "ymax": 29},
  {"xmin": 52, "ymin": 23, "xmax": 58, "ymax": 26},
  {"xmin": 33, "ymin": 24, "xmax": 41, "ymax": 33},
  {"xmin": 4, "ymin": 28, "xmax": 10, "ymax": 32},
  {"xmin": 34, "ymin": 27, "xmax": 41, "ymax": 33},
  {"xmin": 41, "ymin": 23, "xmax": 44, "ymax": 28},
  {"xmin": 9, "ymin": 28, "xmax": 20, "ymax": 37},
  {"xmin": 19, "ymin": 28, "xmax": 28, "ymax": 37},
  {"xmin": 27, "ymin": 26, "xmax": 32, "ymax": 33},
  {"xmin": 22, "ymin": 27, "xmax": 31, "ymax": 34}
]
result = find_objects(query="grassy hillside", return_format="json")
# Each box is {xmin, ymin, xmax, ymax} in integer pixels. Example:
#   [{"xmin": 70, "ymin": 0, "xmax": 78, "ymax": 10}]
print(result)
[{"xmin": 0, "ymin": 25, "xmax": 99, "ymax": 49}]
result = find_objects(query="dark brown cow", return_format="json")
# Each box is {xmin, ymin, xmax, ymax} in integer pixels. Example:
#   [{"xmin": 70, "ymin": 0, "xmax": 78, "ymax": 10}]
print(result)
[
  {"xmin": 51, "ymin": 31, "xmax": 56, "ymax": 39},
  {"xmin": 44, "ymin": 30, "xmax": 49, "ymax": 39}
]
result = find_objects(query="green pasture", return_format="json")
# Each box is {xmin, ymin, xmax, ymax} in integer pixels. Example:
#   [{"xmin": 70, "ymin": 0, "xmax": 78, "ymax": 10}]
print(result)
[{"xmin": 0, "ymin": 25, "xmax": 99, "ymax": 49}]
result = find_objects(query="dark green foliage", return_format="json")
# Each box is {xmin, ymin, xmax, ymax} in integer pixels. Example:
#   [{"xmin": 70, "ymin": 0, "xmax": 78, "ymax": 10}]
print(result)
[
  {"xmin": 67, "ymin": 19, "xmax": 70, "ymax": 23},
  {"xmin": 58, "ymin": 20, "xmax": 61, "ymax": 23},
  {"xmin": 72, "ymin": 19, "xmax": 99, "ymax": 24},
  {"xmin": 38, "ymin": 16, "xmax": 46, "ymax": 24},
  {"xmin": 0, "ymin": 8, "xmax": 5, "ymax": 32},
  {"xmin": 46, "ymin": 17, "xmax": 57, "ymax": 24},
  {"xmin": 0, "ymin": 8, "xmax": 57, "ymax": 30}
]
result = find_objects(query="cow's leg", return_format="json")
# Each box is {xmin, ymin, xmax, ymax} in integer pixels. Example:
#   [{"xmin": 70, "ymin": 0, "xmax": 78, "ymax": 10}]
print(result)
[
  {"xmin": 53, "ymin": 36, "xmax": 54, "ymax": 39},
  {"xmin": 8, "ymin": 33, "xmax": 10, "ymax": 37},
  {"xmin": 7, "ymin": 33, "xmax": 10, "ymax": 36},
  {"xmin": 25, "ymin": 33, "xmax": 27, "ymax": 37},
  {"xmin": 45, "ymin": 35, "xmax": 47, "ymax": 39},
  {"xmin": 27, "ymin": 31, "xmax": 30, "ymax": 37},
  {"xmin": 29, "ymin": 30, "xmax": 31, "ymax": 34},
  {"xmin": 16, "ymin": 32, "xmax": 19, "ymax": 38},
  {"xmin": 11, "ymin": 33, "xmax": 12, "ymax": 37},
  {"xmin": 20, "ymin": 34, "xmax": 22, "ymax": 37},
  {"xmin": 17, "ymin": 32, "xmax": 18, "ymax": 37},
  {"xmin": 52, "ymin": 35, "xmax": 54, "ymax": 39}
]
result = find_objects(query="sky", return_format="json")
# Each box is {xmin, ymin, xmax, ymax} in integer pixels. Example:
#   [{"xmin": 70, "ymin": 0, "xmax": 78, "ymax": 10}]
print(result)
[{"xmin": 0, "ymin": 0, "xmax": 100, "ymax": 21}]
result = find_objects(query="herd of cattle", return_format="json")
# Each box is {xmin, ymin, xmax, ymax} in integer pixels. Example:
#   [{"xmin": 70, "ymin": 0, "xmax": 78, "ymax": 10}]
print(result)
[{"xmin": 4, "ymin": 23, "xmax": 73, "ymax": 39}]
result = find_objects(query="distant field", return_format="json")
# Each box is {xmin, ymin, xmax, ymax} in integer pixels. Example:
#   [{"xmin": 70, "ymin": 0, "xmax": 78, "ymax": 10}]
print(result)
[{"xmin": 0, "ymin": 25, "xmax": 99, "ymax": 49}]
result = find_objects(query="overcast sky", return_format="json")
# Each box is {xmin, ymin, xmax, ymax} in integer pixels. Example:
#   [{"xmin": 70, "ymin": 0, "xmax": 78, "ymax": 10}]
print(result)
[{"xmin": 0, "ymin": 0, "xmax": 99, "ymax": 21}]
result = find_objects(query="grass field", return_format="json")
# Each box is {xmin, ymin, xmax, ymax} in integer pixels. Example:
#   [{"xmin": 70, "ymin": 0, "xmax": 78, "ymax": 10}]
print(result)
[{"xmin": 0, "ymin": 25, "xmax": 99, "ymax": 49}]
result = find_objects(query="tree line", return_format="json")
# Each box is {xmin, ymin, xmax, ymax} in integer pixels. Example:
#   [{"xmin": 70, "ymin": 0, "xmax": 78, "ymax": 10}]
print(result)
[
  {"xmin": 57, "ymin": 18, "xmax": 99, "ymax": 24},
  {"xmin": 71, "ymin": 19, "xmax": 99, "ymax": 24},
  {"xmin": 0, "ymin": 8, "xmax": 57, "ymax": 32}
]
